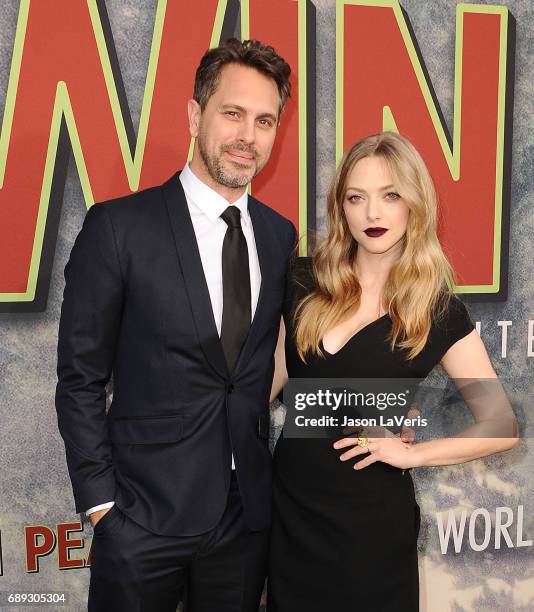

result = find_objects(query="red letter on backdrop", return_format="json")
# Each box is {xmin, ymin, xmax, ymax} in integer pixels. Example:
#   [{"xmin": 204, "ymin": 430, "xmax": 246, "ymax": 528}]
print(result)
[
  {"xmin": 57, "ymin": 521, "xmax": 85, "ymax": 570},
  {"xmin": 0, "ymin": 0, "xmax": 227, "ymax": 310},
  {"xmin": 25, "ymin": 525, "xmax": 56, "ymax": 573},
  {"xmin": 338, "ymin": 2, "xmax": 513, "ymax": 299}
]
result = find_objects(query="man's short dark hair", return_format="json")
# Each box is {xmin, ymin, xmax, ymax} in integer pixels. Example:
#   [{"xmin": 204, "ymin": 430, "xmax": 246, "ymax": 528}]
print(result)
[{"xmin": 193, "ymin": 38, "xmax": 291, "ymax": 116}]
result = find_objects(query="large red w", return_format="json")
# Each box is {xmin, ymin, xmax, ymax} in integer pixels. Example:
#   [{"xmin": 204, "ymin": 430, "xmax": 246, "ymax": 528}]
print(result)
[{"xmin": 0, "ymin": 0, "xmax": 512, "ymax": 311}]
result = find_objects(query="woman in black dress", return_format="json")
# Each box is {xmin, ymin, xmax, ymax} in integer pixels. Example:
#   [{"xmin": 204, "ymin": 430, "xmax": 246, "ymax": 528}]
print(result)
[{"xmin": 267, "ymin": 132, "xmax": 517, "ymax": 611}]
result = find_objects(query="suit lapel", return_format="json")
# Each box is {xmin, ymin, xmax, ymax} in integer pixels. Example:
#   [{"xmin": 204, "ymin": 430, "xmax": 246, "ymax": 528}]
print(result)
[{"xmin": 162, "ymin": 172, "xmax": 229, "ymax": 379}]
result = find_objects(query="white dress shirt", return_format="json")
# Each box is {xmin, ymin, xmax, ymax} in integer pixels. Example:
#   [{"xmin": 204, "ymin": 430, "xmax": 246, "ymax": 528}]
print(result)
[
  {"xmin": 179, "ymin": 162, "xmax": 262, "ymax": 335},
  {"xmin": 86, "ymin": 163, "xmax": 261, "ymax": 515}
]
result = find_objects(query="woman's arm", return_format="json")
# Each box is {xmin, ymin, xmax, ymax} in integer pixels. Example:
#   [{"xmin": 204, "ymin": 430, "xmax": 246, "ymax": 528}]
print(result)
[
  {"xmin": 335, "ymin": 329, "xmax": 519, "ymax": 470},
  {"xmin": 409, "ymin": 329, "xmax": 518, "ymax": 466},
  {"xmin": 270, "ymin": 317, "xmax": 288, "ymax": 402}
]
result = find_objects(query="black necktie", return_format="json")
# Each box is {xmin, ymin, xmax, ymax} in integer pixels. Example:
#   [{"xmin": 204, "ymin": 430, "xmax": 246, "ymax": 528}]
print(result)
[{"xmin": 220, "ymin": 205, "xmax": 251, "ymax": 371}]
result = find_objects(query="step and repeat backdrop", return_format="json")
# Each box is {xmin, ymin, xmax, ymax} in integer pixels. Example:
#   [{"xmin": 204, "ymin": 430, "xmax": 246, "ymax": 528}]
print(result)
[{"xmin": 0, "ymin": 1, "xmax": 532, "ymax": 610}]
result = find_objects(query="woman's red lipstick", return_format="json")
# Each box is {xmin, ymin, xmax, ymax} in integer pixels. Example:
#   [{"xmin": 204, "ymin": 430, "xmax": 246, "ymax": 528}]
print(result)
[{"xmin": 364, "ymin": 227, "xmax": 388, "ymax": 237}]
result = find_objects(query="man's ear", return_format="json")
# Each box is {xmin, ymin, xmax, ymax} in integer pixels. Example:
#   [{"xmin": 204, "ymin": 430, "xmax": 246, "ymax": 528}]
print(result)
[{"xmin": 187, "ymin": 99, "xmax": 201, "ymax": 138}]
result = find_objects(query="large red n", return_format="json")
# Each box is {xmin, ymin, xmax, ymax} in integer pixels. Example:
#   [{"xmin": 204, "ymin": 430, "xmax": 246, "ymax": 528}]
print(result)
[{"xmin": 338, "ymin": 1, "xmax": 514, "ymax": 300}]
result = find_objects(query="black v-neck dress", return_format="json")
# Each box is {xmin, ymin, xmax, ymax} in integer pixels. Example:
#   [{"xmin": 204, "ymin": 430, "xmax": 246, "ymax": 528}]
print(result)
[{"xmin": 267, "ymin": 259, "xmax": 474, "ymax": 612}]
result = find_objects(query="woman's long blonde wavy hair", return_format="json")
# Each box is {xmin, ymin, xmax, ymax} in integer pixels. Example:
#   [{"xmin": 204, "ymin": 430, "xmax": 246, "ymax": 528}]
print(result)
[{"xmin": 294, "ymin": 131, "xmax": 455, "ymax": 361}]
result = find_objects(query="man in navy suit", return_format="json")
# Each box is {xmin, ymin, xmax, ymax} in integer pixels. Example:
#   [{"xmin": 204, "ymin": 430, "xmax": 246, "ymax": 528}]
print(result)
[{"xmin": 55, "ymin": 38, "xmax": 295, "ymax": 611}]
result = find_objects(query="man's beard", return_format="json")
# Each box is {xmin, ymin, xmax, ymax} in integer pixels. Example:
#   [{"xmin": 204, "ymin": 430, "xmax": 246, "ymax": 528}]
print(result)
[{"xmin": 197, "ymin": 134, "xmax": 261, "ymax": 189}]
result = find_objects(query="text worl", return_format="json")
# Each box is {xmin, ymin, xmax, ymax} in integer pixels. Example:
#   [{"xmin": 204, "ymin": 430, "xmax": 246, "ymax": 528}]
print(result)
[{"xmin": 436, "ymin": 506, "xmax": 532, "ymax": 554}]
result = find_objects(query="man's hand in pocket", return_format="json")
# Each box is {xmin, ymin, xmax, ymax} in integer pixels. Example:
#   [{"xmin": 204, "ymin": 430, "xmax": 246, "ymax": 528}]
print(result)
[{"xmin": 89, "ymin": 507, "xmax": 112, "ymax": 528}]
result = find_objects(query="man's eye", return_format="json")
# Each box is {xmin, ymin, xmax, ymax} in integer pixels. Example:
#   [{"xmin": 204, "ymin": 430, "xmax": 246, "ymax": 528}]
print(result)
[
  {"xmin": 258, "ymin": 119, "xmax": 273, "ymax": 127},
  {"xmin": 226, "ymin": 111, "xmax": 238, "ymax": 118}
]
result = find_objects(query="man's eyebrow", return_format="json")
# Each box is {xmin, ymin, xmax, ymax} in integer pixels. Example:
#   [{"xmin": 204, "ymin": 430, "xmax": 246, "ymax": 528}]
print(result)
[
  {"xmin": 220, "ymin": 104, "xmax": 278, "ymax": 122},
  {"xmin": 257, "ymin": 112, "xmax": 278, "ymax": 123},
  {"xmin": 220, "ymin": 104, "xmax": 247, "ymax": 113}
]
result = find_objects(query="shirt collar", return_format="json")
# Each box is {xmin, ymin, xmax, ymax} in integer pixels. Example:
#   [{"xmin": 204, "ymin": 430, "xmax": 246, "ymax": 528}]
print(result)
[{"xmin": 180, "ymin": 162, "xmax": 249, "ymax": 222}]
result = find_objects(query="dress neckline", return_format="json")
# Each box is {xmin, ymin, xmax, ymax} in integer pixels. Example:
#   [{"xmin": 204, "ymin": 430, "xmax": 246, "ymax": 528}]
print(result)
[{"xmin": 320, "ymin": 314, "xmax": 389, "ymax": 356}]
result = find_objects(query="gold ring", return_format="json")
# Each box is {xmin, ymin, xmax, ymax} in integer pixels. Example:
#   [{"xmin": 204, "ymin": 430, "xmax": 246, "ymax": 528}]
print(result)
[{"xmin": 357, "ymin": 437, "xmax": 368, "ymax": 448}]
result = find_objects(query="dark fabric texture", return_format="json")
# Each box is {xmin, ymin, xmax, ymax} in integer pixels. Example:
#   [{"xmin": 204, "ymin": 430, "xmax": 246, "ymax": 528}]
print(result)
[
  {"xmin": 88, "ymin": 474, "xmax": 269, "ymax": 612},
  {"xmin": 55, "ymin": 171, "xmax": 297, "ymax": 536},
  {"xmin": 268, "ymin": 258, "xmax": 474, "ymax": 611}
]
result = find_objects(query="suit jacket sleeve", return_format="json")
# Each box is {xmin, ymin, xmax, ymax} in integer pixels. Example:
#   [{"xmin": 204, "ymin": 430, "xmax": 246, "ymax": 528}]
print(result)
[{"xmin": 55, "ymin": 203, "xmax": 124, "ymax": 513}]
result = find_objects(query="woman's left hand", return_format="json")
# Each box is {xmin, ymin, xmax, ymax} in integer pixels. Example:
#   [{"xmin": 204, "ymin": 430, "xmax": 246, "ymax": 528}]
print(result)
[{"xmin": 333, "ymin": 428, "xmax": 419, "ymax": 471}]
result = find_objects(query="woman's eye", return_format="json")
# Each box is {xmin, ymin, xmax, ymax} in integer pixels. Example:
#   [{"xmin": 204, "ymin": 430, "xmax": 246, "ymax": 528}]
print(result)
[
  {"xmin": 347, "ymin": 194, "xmax": 362, "ymax": 203},
  {"xmin": 385, "ymin": 192, "xmax": 401, "ymax": 201}
]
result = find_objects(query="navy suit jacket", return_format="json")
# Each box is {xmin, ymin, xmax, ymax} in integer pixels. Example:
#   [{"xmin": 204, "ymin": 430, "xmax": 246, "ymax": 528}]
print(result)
[{"xmin": 55, "ymin": 171, "xmax": 296, "ymax": 536}]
